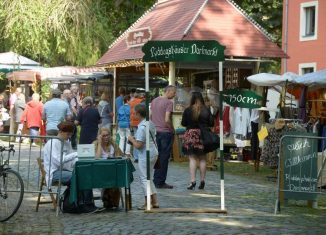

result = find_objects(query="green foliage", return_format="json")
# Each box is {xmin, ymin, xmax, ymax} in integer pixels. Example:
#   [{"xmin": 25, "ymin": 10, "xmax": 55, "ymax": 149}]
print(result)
[
  {"xmin": 234, "ymin": 0, "xmax": 283, "ymax": 73},
  {"xmin": 0, "ymin": 72, "xmax": 7, "ymax": 93},
  {"xmin": 0, "ymin": 0, "xmax": 155, "ymax": 66},
  {"xmin": 40, "ymin": 80, "xmax": 52, "ymax": 102},
  {"xmin": 234, "ymin": 0, "xmax": 283, "ymax": 45}
]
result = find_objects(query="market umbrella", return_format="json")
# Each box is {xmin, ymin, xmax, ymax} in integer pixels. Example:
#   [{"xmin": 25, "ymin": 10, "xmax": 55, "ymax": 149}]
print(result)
[
  {"xmin": 294, "ymin": 69, "xmax": 326, "ymax": 87},
  {"xmin": 247, "ymin": 72, "xmax": 298, "ymax": 86},
  {"xmin": 0, "ymin": 51, "xmax": 41, "ymax": 74},
  {"xmin": 0, "ymin": 51, "xmax": 40, "ymax": 66}
]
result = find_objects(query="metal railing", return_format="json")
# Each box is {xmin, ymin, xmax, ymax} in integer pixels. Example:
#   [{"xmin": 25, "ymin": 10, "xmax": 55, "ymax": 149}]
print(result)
[
  {"xmin": 0, "ymin": 133, "xmax": 65, "ymax": 216},
  {"xmin": 275, "ymin": 134, "xmax": 326, "ymax": 214}
]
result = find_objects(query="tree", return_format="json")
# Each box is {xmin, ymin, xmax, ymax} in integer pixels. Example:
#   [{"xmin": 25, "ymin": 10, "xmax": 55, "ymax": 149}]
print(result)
[
  {"xmin": 0, "ymin": 0, "xmax": 155, "ymax": 66},
  {"xmin": 234, "ymin": 0, "xmax": 283, "ymax": 45}
]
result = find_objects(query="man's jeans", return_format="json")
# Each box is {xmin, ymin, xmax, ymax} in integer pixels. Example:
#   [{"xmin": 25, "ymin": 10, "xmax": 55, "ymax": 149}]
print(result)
[{"xmin": 153, "ymin": 131, "xmax": 174, "ymax": 186}]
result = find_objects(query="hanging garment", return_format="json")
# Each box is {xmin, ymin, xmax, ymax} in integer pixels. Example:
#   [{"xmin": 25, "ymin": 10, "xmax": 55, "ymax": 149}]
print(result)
[
  {"xmin": 215, "ymin": 106, "xmax": 231, "ymax": 135},
  {"xmin": 234, "ymin": 108, "xmax": 251, "ymax": 137}
]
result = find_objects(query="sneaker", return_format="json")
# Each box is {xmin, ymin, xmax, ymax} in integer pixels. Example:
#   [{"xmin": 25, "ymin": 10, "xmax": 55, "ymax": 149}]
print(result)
[{"xmin": 31, "ymin": 143, "xmax": 38, "ymax": 147}]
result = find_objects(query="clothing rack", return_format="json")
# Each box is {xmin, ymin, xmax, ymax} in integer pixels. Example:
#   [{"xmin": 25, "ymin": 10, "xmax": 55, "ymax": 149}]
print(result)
[{"xmin": 269, "ymin": 118, "xmax": 304, "ymax": 124}]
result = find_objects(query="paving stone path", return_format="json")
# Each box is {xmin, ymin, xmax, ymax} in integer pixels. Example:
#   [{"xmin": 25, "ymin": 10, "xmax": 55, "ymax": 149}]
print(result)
[{"xmin": 1, "ymin": 152, "xmax": 326, "ymax": 234}]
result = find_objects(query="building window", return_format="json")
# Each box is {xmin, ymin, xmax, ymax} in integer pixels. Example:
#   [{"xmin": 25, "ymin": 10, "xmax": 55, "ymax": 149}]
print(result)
[
  {"xmin": 298, "ymin": 63, "xmax": 316, "ymax": 75},
  {"xmin": 300, "ymin": 1, "xmax": 318, "ymax": 41}
]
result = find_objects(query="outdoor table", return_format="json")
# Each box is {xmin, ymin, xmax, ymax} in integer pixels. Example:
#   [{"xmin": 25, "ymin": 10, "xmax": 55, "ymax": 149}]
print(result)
[{"xmin": 69, "ymin": 157, "xmax": 135, "ymax": 211}]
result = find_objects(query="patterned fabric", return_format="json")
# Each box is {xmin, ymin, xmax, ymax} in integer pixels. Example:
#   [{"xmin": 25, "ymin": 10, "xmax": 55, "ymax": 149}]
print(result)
[
  {"xmin": 261, "ymin": 125, "xmax": 307, "ymax": 168},
  {"xmin": 182, "ymin": 129, "xmax": 205, "ymax": 155},
  {"xmin": 261, "ymin": 128, "xmax": 283, "ymax": 168}
]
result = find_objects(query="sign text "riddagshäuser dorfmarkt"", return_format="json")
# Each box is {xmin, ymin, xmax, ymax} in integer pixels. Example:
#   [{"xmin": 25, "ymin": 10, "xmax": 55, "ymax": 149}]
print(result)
[{"xmin": 142, "ymin": 40, "xmax": 225, "ymax": 62}]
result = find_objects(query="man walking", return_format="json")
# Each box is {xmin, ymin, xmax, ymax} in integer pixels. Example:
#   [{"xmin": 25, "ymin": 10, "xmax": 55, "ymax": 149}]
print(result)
[
  {"xmin": 151, "ymin": 85, "xmax": 176, "ymax": 189},
  {"xmin": 43, "ymin": 89, "xmax": 71, "ymax": 136}
]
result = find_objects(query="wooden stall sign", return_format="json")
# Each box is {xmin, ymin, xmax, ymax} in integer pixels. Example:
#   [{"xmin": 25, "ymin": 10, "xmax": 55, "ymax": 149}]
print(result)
[
  {"xmin": 142, "ymin": 40, "xmax": 225, "ymax": 62},
  {"xmin": 222, "ymin": 89, "xmax": 263, "ymax": 109}
]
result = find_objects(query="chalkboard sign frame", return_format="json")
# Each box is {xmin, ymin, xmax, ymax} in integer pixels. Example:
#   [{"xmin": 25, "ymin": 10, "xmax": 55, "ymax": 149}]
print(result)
[{"xmin": 281, "ymin": 132, "xmax": 318, "ymax": 201}]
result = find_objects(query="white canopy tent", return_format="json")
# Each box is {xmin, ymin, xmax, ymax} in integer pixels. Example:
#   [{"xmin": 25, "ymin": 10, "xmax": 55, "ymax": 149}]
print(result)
[
  {"xmin": 247, "ymin": 72, "xmax": 299, "ymax": 86},
  {"xmin": 294, "ymin": 69, "xmax": 326, "ymax": 87},
  {"xmin": 0, "ymin": 51, "xmax": 40, "ymax": 65}
]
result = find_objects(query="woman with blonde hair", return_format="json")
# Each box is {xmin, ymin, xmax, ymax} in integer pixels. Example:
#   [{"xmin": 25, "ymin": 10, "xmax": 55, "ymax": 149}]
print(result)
[
  {"xmin": 93, "ymin": 127, "xmax": 122, "ymax": 159},
  {"xmin": 181, "ymin": 92, "xmax": 214, "ymax": 190},
  {"xmin": 93, "ymin": 127, "xmax": 122, "ymax": 209}
]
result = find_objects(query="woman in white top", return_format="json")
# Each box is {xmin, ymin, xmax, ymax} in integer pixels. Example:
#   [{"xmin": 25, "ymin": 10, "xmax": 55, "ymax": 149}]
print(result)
[
  {"xmin": 43, "ymin": 121, "xmax": 77, "ymax": 186},
  {"xmin": 43, "ymin": 121, "xmax": 97, "ymax": 213},
  {"xmin": 94, "ymin": 127, "xmax": 121, "ymax": 159},
  {"xmin": 93, "ymin": 127, "xmax": 122, "ymax": 209},
  {"xmin": 128, "ymin": 104, "xmax": 159, "ymax": 210}
]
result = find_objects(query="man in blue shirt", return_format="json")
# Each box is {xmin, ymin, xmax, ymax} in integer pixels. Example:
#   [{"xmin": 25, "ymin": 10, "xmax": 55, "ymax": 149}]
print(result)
[{"xmin": 43, "ymin": 89, "xmax": 71, "ymax": 136}]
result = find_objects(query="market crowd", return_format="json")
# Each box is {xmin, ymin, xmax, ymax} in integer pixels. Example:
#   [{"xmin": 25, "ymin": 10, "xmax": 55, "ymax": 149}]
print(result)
[{"xmin": 0, "ymin": 84, "xmax": 219, "ymax": 212}]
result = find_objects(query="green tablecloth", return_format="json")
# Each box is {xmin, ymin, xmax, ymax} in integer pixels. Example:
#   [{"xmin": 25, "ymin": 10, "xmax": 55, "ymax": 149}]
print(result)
[{"xmin": 69, "ymin": 158, "xmax": 135, "ymax": 204}]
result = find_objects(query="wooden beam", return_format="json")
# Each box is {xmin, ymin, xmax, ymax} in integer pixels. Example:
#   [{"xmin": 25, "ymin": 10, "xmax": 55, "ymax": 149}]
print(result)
[{"xmin": 144, "ymin": 208, "xmax": 227, "ymax": 214}]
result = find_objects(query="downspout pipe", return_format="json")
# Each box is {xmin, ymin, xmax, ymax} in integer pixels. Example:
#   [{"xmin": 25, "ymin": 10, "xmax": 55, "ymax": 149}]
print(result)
[{"xmin": 283, "ymin": 0, "xmax": 289, "ymax": 73}]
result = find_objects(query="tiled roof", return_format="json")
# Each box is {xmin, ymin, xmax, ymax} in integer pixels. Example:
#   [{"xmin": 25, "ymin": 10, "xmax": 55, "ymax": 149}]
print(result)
[{"xmin": 97, "ymin": 0, "xmax": 286, "ymax": 66}]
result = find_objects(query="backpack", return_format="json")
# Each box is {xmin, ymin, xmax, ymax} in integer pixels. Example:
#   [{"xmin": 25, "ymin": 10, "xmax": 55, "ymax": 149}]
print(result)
[{"xmin": 60, "ymin": 187, "xmax": 80, "ymax": 213}]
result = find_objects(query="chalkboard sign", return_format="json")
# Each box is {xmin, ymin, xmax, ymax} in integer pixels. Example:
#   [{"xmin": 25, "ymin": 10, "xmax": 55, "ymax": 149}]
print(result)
[{"xmin": 281, "ymin": 132, "xmax": 318, "ymax": 200}]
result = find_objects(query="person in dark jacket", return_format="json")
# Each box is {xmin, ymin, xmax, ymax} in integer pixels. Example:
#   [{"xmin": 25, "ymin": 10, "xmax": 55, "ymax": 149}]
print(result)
[
  {"xmin": 75, "ymin": 96, "xmax": 101, "ymax": 144},
  {"xmin": 181, "ymin": 92, "xmax": 214, "ymax": 190}
]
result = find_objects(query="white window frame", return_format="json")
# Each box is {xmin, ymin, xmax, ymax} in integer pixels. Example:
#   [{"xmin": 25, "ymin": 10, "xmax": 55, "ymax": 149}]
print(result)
[
  {"xmin": 299, "ymin": 1, "xmax": 318, "ymax": 41},
  {"xmin": 298, "ymin": 62, "xmax": 316, "ymax": 75}
]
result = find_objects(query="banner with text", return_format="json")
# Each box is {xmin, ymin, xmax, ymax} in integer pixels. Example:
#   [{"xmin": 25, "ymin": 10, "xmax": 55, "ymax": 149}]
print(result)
[
  {"xmin": 222, "ymin": 89, "xmax": 263, "ymax": 109},
  {"xmin": 142, "ymin": 40, "xmax": 225, "ymax": 62}
]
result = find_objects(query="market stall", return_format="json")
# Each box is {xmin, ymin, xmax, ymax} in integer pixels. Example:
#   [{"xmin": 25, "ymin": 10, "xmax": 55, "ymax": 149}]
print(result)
[
  {"xmin": 96, "ymin": 0, "xmax": 287, "ymax": 166},
  {"xmin": 246, "ymin": 69, "xmax": 326, "ymax": 173}
]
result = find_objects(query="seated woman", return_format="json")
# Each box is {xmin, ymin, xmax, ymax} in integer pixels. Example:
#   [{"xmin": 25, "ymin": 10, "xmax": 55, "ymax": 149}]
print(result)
[
  {"xmin": 93, "ymin": 127, "xmax": 122, "ymax": 159},
  {"xmin": 93, "ymin": 127, "xmax": 122, "ymax": 209},
  {"xmin": 43, "ymin": 121, "xmax": 97, "ymax": 213},
  {"xmin": 128, "ymin": 104, "xmax": 159, "ymax": 210}
]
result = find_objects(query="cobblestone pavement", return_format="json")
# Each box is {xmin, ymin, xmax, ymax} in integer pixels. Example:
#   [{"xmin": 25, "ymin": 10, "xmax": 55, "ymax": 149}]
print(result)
[{"xmin": 1, "ymin": 144, "xmax": 326, "ymax": 235}]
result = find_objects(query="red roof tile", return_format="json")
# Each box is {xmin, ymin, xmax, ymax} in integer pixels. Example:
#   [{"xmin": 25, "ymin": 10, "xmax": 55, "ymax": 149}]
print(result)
[{"xmin": 97, "ymin": 0, "xmax": 286, "ymax": 66}]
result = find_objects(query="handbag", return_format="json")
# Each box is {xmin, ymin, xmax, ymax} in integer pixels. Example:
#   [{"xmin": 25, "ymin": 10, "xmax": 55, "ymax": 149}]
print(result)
[
  {"xmin": 149, "ymin": 129, "xmax": 160, "ymax": 170},
  {"xmin": 200, "ymin": 126, "xmax": 219, "ymax": 153}
]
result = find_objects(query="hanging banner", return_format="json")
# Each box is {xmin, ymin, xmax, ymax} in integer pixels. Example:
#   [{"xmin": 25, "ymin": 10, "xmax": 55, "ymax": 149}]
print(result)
[
  {"xmin": 223, "ymin": 89, "xmax": 263, "ymax": 108},
  {"xmin": 142, "ymin": 40, "xmax": 225, "ymax": 62}
]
